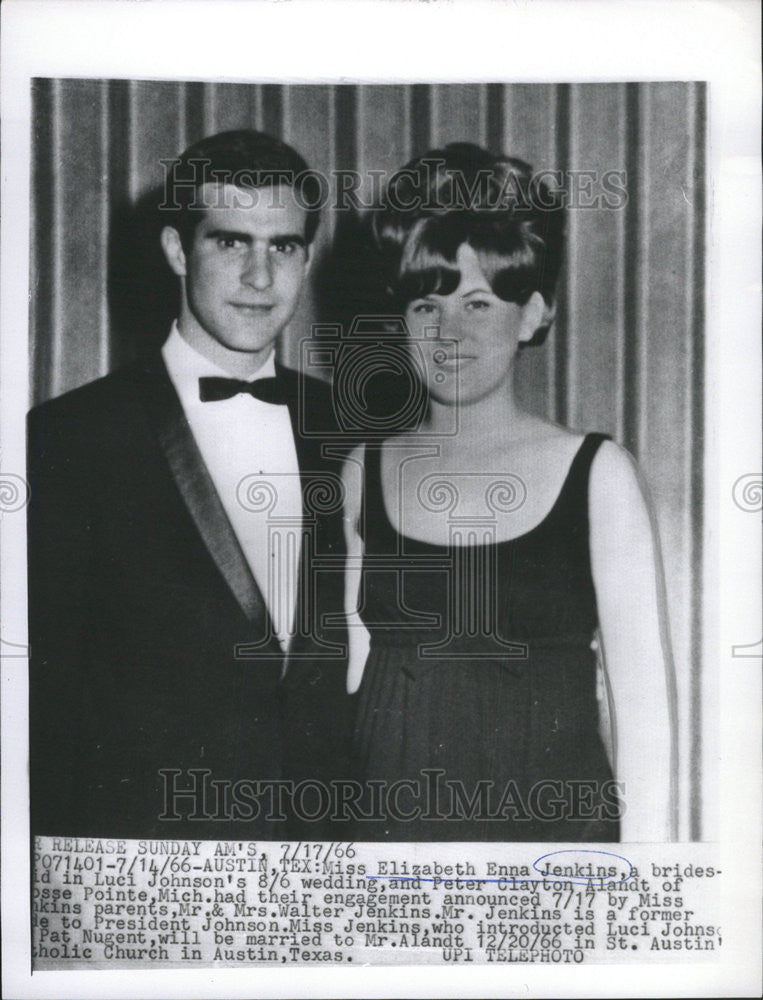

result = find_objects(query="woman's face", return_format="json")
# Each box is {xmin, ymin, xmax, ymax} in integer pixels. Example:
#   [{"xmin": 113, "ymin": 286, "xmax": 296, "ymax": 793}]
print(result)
[{"xmin": 404, "ymin": 243, "xmax": 537, "ymax": 407}]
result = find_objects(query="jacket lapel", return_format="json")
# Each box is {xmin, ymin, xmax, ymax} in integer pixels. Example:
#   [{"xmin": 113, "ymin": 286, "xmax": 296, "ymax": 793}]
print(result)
[
  {"xmin": 136, "ymin": 352, "xmax": 275, "ymax": 632},
  {"xmin": 277, "ymin": 363, "xmax": 348, "ymax": 682}
]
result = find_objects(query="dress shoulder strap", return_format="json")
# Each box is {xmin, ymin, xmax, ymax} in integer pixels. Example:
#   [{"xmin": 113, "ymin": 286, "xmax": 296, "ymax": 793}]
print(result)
[
  {"xmin": 570, "ymin": 431, "xmax": 611, "ymax": 480},
  {"xmin": 553, "ymin": 431, "xmax": 611, "ymax": 528},
  {"xmin": 358, "ymin": 441, "xmax": 395, "ymax": 546}
]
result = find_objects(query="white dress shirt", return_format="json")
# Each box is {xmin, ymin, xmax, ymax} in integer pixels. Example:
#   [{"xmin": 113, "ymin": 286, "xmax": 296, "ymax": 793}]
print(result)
[{"xmin": 162, "ymin": 324, "xmax": 302, "ymax": 652}]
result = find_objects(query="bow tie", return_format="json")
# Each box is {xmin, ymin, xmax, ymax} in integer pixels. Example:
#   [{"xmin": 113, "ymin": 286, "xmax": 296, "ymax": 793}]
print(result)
[{"xmin": 198, "ymin": 375, "xmax": 288, "ymax": 405}]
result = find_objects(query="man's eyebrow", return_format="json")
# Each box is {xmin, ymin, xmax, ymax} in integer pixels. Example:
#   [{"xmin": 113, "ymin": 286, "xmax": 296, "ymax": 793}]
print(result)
[
  {"xmin": 204, "ymin": 229, "xmax": 253, "ymax": 244},
  {"xmin": 203, "ymin": 229, "xmax": 306, "ymax": 248},
  {"xmin": 269, "ymin": 233, "xmax": 306, "ymax": 247}
]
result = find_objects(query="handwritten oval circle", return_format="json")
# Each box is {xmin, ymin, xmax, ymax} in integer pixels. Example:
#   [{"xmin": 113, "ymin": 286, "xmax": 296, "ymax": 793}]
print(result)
[{"xmin": 533, "ymin": 848, "xmax": 634, "ymax": 886}]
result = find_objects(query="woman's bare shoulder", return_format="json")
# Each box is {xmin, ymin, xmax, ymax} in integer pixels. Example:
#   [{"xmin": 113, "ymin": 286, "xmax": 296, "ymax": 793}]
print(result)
[
  {"xmin": 589, "ymin": 438, "xmax": 656, "ymax": 541},
  {"xmin": 590, "ymin": 438, "xmax": 649, "ymax": 495}
]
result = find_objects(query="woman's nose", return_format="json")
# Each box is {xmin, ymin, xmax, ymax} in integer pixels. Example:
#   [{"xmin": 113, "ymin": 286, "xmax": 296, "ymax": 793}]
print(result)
[
  {"xmin": 242, "ymin": 246, "xmax": 272, "ymax": 290},
  {"xmin": 438, "ymin": 308, "xmax": 464, "ymax": 341}
]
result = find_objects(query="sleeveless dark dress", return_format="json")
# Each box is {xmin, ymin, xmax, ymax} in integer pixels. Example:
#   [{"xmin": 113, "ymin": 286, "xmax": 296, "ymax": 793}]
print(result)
[{"xmin": 350, "ymin": 432, "xmax": 621, "ymax": 841}]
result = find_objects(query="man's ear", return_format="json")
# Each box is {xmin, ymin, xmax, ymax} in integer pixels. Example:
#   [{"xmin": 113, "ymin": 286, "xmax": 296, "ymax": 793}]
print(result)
[
  {"xmin": 160, "ymin": 226, "xmax": 187, "ymax": 277},
  {"xmin": 518, "ymin": 291, "xmax": 553, "ymax": 343}
]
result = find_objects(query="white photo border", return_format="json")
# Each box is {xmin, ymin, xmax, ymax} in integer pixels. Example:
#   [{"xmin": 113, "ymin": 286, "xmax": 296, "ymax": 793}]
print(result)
[{"xmin": 1, "ymin": 1, "xmax": 760, "ymax": 997}]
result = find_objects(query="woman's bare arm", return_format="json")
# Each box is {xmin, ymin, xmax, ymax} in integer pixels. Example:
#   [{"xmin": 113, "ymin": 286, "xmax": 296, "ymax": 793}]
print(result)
[
  {"xmin": 589, "ymin": 441, "xmax": 678, "ymax": 841},
  {"xmin": 341, "ymin": 444, "xmax": 371, "ymax": 694}
]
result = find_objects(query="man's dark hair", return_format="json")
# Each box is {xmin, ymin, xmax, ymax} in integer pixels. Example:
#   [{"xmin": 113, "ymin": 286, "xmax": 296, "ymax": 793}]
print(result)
[{"xmin": 162, "ymin": 129, "xmax": 321, "ymax": 249}]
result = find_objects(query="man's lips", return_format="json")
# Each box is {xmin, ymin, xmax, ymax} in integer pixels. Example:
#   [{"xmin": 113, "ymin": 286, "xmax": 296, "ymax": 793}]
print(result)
[{"xmin": 230, "ymin": 302, "xmax": 275, "ymax": 312}]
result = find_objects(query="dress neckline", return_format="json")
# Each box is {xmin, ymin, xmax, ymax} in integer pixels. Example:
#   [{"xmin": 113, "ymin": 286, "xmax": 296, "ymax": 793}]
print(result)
[{"xmin": 370, "ymin": 432, "xmax": 600, "ymax": 550}]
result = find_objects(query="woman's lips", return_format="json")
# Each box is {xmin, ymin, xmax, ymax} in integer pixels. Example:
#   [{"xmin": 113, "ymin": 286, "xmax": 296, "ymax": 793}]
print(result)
[{"xmin": 435, "ymin": 356, "xmax": 477, "ymax": 372}]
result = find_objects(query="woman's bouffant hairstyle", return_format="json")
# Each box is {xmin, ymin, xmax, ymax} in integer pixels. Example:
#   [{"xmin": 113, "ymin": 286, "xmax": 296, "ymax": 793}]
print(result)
[{"xmin": 372, "ymin": 142, "xmax": 566, "ymax": 312}]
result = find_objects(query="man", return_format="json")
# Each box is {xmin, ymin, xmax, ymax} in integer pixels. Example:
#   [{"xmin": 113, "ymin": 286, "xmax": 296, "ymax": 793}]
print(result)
[{"xmin": 28, "ymin": 130, "xmax": 349, "ymax": 840}]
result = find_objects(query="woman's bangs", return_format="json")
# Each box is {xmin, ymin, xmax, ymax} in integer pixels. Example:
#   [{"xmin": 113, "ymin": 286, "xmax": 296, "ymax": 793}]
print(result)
[
  {"xmin": 394, "ymin": 214, "xmax": 547, "ymax": 306},
  {"xmin": 395, "ymin": 216, "xmax": 466, "ymax": 301},
  {"xmin": 469, "ymin": 224, "xmax": 544, "ymax": 305}
]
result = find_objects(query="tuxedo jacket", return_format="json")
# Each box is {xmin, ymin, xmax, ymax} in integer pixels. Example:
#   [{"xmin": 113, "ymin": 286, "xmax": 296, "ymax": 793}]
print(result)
[{"xmin": 27, "ymin": 352, "xmax": 350, "ymax": 840}]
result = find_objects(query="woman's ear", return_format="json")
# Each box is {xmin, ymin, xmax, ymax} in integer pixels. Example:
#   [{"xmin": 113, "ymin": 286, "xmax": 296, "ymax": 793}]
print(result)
[
  {"xmin": 160, "ymin": 226, "xmax": 187, "ymax": 277},
  {"xmin": 518, "ymin": 290, "xmax": 554, "ymax": 343}
]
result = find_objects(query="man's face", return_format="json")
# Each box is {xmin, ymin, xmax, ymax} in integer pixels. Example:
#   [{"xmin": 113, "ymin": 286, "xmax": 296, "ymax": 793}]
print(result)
[{"xmin": 163, "ymin": 183, "xmax": 310, "ymax": 363}]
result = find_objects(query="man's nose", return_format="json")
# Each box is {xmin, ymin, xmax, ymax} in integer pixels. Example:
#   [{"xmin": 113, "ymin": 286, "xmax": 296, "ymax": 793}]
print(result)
[{"xmin": 241, "ymin": 246, "xmax": 272, "ymax": 290}]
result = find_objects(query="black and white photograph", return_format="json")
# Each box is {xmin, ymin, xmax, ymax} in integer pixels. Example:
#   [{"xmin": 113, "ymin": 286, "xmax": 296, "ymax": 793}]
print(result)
[
  {"xmin": 26, "ymin": 77, "xmax": 701, "ymax": 847},
  {"xmin": 1, "ymin": 1, "xmax": 760, "ymax": 997}
]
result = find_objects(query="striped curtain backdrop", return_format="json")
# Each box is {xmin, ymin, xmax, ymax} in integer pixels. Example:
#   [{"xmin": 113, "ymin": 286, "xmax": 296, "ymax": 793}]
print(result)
[{"xmin": 30, "ymin": 80, "xmax": 707, "ymax": 838}]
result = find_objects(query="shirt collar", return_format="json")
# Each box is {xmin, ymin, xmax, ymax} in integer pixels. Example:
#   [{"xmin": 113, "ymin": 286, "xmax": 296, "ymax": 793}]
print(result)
[{"xmin": 162, "ymin": 322, "xmax": 277, "ymax": 408}]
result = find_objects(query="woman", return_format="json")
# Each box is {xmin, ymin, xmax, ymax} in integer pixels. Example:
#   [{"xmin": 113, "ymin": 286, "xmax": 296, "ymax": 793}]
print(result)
[{"xmin": 341, "ymin": 143, "xmax": 676, "ymax": 842}]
